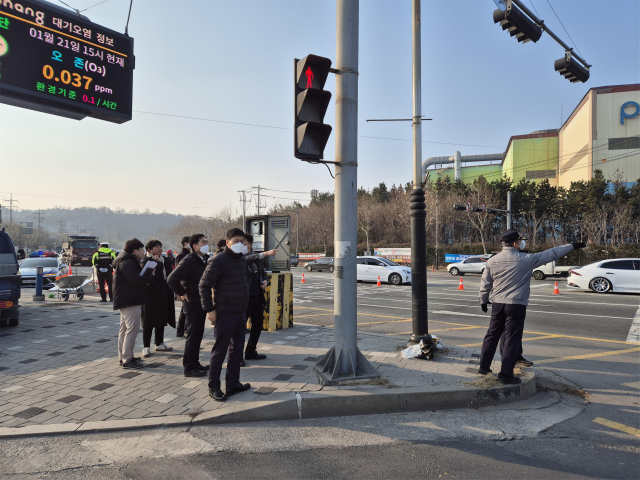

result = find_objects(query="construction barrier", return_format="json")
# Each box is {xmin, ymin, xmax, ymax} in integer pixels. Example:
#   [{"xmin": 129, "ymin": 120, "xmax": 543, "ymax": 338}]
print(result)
[{"xmin": 247, "ymin": 272, "xmax": 293, "ymax": 332}]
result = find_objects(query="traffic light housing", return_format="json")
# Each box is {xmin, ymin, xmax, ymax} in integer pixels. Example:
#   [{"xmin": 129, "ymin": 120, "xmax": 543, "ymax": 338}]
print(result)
[
  {"xmin": 453, "ymin": 205, "xmax": 467, "ymax": 211},
  {"xmin": 554, "ymin": 53, "xmax": 590, "ymax": 83},
  {"xmin": 294, "ymin": 55, "xmax": 333, "ymax": 161},
  {"xmin": 493, "ymin": 2, "xmax": 542, "ymax": 44}
]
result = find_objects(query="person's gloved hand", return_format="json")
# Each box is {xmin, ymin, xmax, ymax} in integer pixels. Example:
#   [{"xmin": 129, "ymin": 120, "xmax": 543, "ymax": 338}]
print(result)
[
  {"xmin": 481, "ymin": 304, "xmax": 488, "ymax": 313},
  {"xmin": 572, "ymin": 242, "xmax": 587, "ymax": 250}
]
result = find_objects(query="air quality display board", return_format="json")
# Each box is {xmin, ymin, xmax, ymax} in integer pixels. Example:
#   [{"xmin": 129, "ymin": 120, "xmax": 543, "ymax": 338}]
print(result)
[{"xmin": 0, "ymin": 0, "xmax": 133, "ymax": 123}]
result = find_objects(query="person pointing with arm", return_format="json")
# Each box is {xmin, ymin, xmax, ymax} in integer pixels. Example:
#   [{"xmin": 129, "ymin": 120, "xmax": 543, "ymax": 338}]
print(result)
[{"xmin": 477, "ymin": 229, "xmax": 586, "ymax": 384}]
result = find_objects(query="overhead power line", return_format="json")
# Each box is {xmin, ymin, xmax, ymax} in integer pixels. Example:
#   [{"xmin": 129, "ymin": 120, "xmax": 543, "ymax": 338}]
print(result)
[
  {"xmin": 81, "ymin": 0, "xmax": 110, "ymax": 13},
  {"xmin": 545, "ymin": 0, "xmax": 584, "ymax": 58}
]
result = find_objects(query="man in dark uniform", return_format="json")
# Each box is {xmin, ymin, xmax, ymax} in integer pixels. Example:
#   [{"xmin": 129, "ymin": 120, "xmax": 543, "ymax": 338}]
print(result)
[
  {"xmin": 167, "ymin": 234, "xmax": 210, "ymax": 378},
  {"xmin": 243, "ymin": 233, "xmax": 268, "ymax": 361},
  {"xmin": 478, "ymin": 229, "xmax": 585, "ymax": 384},
  {"xmin": 92, "ymin": 242, "xmax": 116, "ymax": 303},
  {"xmin": 175, "ymin": 236, "xmax": 191, "ymax": 337}
]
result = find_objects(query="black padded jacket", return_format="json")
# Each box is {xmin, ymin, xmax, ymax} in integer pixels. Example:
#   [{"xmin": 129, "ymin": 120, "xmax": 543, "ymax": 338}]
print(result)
[
  {"xmin": 167, "ymin": 252, "xmax": 209, "ymax": 304},
  {"xmin": 112, "ymin": 253, "xmax": 154, "ymax": 311},
  {"xmin": 198, "ymin": 247, "xmax": 249, "ymax": 314}
]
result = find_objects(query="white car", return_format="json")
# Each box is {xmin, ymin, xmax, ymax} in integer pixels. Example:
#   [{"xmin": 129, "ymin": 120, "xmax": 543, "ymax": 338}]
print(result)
[
  {"xmin": 447, "ymin": 255, "xmax": 492, "ymax": 276},
  {"xmin": 19, "ymin": 257, "xmax": 68, "ymax": 289},
  {"xmin": 567, "ymin": 258, "xmax": 640, "ymax": 294},
  {"xmin": 357, "ymin": 256, "xmax": 411, "ymax": 285}
]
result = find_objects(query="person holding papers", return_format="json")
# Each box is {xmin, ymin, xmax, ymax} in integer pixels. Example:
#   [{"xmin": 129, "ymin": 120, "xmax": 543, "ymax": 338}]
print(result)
[
  {"xmin": 140, "ymin": 240, "xmax": 175, "ymax": 358},
  {"xmin": 112, "ymin": 239, "xmax": 156, "ymax": 369}
]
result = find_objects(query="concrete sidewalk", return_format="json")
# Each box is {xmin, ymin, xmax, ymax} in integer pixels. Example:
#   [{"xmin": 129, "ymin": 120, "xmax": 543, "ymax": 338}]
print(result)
[{"xmin": 0, "ymin": 297, "xmax": 533, "ymax": 438}]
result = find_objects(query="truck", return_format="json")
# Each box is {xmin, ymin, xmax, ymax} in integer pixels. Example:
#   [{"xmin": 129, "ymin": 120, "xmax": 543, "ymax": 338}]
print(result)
[
  {"xmin": 532, "ymin": 260, "xmax": 579, "ymax": 280},
  {"xmin": 61, "ymin": 235, "xmax": 99, "ymax": 266},
  {"xmin": 0, "ymin": 227, "xmax": 20, "ymax": 327}
]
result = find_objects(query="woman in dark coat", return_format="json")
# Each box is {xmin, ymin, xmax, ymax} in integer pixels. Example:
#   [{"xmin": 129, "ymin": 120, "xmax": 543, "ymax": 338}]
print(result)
[{"xmin": 141, "ymin": 240, "xmax": 175, "ymax": 357}]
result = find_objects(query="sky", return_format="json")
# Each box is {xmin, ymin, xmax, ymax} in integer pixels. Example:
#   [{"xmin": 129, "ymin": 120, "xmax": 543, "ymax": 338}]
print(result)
[{"xmin": 1, "ymin": 0, "xmax": 638, "ymax": 218}]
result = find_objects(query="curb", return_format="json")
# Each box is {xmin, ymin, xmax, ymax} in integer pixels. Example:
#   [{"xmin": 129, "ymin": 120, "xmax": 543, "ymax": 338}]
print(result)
[{"xmin": 0, "ymin": 370, "xmax": 535, "ymax": 439}]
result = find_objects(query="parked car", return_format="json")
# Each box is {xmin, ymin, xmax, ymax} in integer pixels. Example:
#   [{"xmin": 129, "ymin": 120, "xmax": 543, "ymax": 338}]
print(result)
[
  {"xmin": 28, "ymin": 250, "xmax": 44, "ymax": 258},
  {"xmin": 19, "ymin": 257, "xmax": 68, "ymax": 289},
  {"xmin": 567, "ymin": 258, "xmax": 640, "ymax": 294},
  {"xmin": 357, "ymin": 256, "xmax": 411, "ymax": 285},
  {"xmin": 0, "ymin": 228, "xmax": 20, "ymax": 327},
  {"xmin": 290, "ymin": 255, "xmax": 299, "ymax": 267},
  {"xmin": 305, "ymin": 257, "xmax": 334, "ymax": 272},
  {"xmin": 447, "ymin": 255, "xmax": 492, "ymax": 276},
  {"xmin": 531, "ymin": 260, "xmax": 578, "ymax": 280},
  {"xmin": 43, "ymin": 251, "xmax": 58, "ymax": 257}
]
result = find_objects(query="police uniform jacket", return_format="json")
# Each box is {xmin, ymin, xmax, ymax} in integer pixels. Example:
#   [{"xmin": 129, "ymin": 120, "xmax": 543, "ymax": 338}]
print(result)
[{"xmin": 92, "ymin": 247, "xmax": 116, "ymax": 273}]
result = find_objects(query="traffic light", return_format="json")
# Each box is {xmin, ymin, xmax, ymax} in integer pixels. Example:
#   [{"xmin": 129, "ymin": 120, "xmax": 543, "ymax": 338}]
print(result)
[
  {"xmin": 554, "ymin": 53, "xmax": 590, "ymax": 83},
  {"xmin": 453, "ymin": 205, "xmax": 467, "ymax": 211},
  {"xmin": 493, "ymin": 2, "xmax": 542, "ymax": 44},
  {"xmin": 294, "ymin": 55, "xmax": 333, "ymax": 161}
]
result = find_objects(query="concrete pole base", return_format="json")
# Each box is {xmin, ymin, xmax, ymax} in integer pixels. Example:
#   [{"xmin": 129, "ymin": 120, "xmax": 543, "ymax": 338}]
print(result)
[{"xmin": 32, "ymin": 295, "xmax": 45, "ymax": 302}]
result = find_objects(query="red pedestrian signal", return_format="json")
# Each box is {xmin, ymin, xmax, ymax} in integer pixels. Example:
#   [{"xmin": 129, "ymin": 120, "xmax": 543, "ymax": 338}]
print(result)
[{"xmin": 294, "ymin": 55, "xmax": 333, "ymax": 161}]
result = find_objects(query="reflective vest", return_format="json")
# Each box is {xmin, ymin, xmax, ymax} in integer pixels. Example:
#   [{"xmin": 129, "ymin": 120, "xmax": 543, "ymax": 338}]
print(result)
[{"xmin": 93, "ymin": 248, "xmax": 115, "ymax": 270}]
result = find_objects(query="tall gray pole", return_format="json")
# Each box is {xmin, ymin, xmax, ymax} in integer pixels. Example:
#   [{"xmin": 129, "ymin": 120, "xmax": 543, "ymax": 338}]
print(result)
[
  {"xmin": 409, "ymin": 0, "xmax": 430, "ymax": 345},
  {"xmin": 507, "ymin": 191, "xmax": 512, "ymax": 229},
  {"xmin": 314, "ymin": 0, "xmax": 377, "ymax": 383}
]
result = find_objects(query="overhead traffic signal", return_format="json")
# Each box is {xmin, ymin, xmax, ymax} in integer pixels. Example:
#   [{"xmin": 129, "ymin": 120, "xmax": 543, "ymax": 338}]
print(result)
[
  {"xmin": 554, "ymin": 53, "xmax": 590, "ymax": 83},
  {"xmin": 453, "ymin": 205, "xmax": 467, "ymax": 211},
  {"xmin": 294, "ymin": 55, "xmax": 333, "ymax": 161},
  {"xmin": 493, "ymin": 2, "xmax": 542, "ymax": 44}
]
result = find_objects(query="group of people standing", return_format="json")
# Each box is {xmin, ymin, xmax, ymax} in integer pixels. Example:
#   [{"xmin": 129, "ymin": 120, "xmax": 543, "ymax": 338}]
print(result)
[{"xmin": 96, "ymin": 229, "xmax": 276, "ymax": 402}]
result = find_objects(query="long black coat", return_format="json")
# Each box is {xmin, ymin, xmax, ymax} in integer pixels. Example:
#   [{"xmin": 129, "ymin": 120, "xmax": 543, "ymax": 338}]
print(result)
[{"xmin": 141, "ymin": 256, "xmax": 176, "ymax": 329}]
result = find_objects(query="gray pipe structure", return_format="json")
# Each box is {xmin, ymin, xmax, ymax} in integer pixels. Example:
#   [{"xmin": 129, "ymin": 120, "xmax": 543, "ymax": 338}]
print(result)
[{"xmin": 422, "ymin": 152, "xmax": 504, "ymax": 182}]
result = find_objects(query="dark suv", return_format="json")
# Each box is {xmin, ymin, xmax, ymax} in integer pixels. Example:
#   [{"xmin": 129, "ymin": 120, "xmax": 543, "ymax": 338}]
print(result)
[
  {"xmin": 305, "ymin": 257, "xmax": 334, "ymax": 272},
  {"xmin": 0, "ymin": 228, "xmax": 20, "ymax": 327}
]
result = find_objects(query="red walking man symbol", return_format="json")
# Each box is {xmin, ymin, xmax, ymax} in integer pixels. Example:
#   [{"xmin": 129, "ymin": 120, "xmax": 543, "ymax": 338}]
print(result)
[{"xmin": 305, "ymin": 67, "xmax": 314, "ymax": 88}]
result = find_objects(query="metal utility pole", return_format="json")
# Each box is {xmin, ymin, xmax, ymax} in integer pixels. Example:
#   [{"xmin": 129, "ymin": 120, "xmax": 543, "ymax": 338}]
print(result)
[
  {"xmin": 238, "ymin": 189, "xmax": 251, "ymax": 229},
  {"xmin": 507, "ymin": 191, "xmax": 512, "ymax": 229},
  {"xmin": 257, "ymin": 185, "xmax": 261, "ymax": 215},
  {"xmin": 34, "ymin": 209, "xmax": 44, "ymax": 229},
  {"xmin": 314, "ymin": 0, "xmax": 377, "ymax": 383},
  {"xmin": 9, "ymin": 194, "xmax": 13, "ymax": 223},
  {"xmin": 435, "ymin": 191, "xmax": 439, "ymax": 269},
  {"xmin": 409, "ymin": 0, "xmax": 430, "ymax": 346}
]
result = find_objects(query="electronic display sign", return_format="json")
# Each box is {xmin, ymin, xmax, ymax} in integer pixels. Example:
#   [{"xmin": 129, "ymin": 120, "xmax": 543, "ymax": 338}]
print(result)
[{"xmin": 0, "ymin": 0, "xmax": 134, "ymax": 123}]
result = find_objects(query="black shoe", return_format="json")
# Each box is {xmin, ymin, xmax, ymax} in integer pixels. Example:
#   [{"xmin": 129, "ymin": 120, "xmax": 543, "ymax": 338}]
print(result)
[
  {"xmin": 184, "ymin": 369, "xmax": 207, "ymax": 377},
  {"xmin": 498, "ymin": 374, "xmax": 522, "ymax": 385},
  {"xmin": 119, "ymin": 359, "xmax": 123, "ymax": 365},
  {"xmin": 516, "ymin": 357, "xmax": 534, "ymax": 367},
  {"xmin": 197, "ymin": 363, "xmax": 209, "ymax": 371},
  {"xmin": 100, "ymin": 299, "xmax": 107, "ymax": 303},
  {"xmin": 122, "ymin": 358, "xmax": 143, "ymax": 369},
  {"xmin": 132, "ymin": 356, "xmax": 143, "ymax": 364},
  {"xmin": 176, "ymin": 331, "xmax": 184, "ymax": 338},
  {"xmin": 226, "ymin": 383, "xmax": 251, "ymax": 397},
  {"xmin": 245, "ymin": 351, "xmax": 267, "ymax": 360},
  {"xmin": 477, "ymin": 367, "xmax": 492, "ymax": 375},
  {"xmin": 209, "ymin": 388, "xmax": 226, "ymax": 402}
]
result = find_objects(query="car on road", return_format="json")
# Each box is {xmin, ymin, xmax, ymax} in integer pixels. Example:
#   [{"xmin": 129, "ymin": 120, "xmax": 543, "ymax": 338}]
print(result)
[
  {"xmin": 290, "ymin": 255, "xmax": 299, "ymax": 267},
  {"xmin": 532, "ymin": 260, "xmax": 578, "ymax": 280},
  {"xmin": 305, "ymin": 257, "xmax": 334, "ymax": 272},
  {"xmin": 567, "ymin": 258, "xmax": 640, "ymax": 294},
  {"xmin": 18, "ymin": 257, "xmax": 69, "ymax": 290},
  {"xmin": 447, "ymin": 255, "xmax": 492, "ymax": 276},
  {"xmin": 357, "ymin": 256, "xmax": 411, "ymax": 285},
  {"xmin": 0, "ymin": 228, "xmax": 20, "ymax": 327}
]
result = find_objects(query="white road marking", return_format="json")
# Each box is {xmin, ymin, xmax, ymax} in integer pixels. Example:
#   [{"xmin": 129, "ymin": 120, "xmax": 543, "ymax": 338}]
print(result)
[
  {"xmin": 36, "ymin": 375, "xmax": 57, "ymax": 381},
  {"xmin": 7, "ymin": 346, "xmax": 23, "ymax": 350},
  {"xmin": 66, "ymin": 365, "xmax": 85, "ymax": 371},
  {"xmin": 626, "ymin": 304, "xmax": 640, "ymax": 344},
  {"xmin": 0, "ymin": 385, "xmax": 23, "ymax": 392}
]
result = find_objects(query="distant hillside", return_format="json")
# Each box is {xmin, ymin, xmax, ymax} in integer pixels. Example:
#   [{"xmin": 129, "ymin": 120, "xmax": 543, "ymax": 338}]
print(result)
[{"xmin": 4, "ymin": 206, "xmax": 183, "ymax": 244}]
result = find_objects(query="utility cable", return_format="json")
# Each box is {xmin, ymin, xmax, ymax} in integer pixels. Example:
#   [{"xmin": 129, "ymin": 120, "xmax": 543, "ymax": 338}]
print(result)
[
  {"xmin": 80, "ymin": 0, "xmax": 110, "ymax": 12},
  {"xmin": 256, "ymin": 187, "xmax": 310, "ymax": 194},
  {"xmin": 545, "ymin": 0, "xmax": 583, "ymax": 58},
  {"xmin": 528, "ymin": 0, "xmax": 541, "ymax": 18},
  {"xmin": 57, "ymin": 0, "xmax": 80, "ymax": 14}
]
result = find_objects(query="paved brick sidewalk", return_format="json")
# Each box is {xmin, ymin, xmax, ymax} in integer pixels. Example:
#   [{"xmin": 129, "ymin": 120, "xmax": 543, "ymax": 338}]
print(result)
[{"xmin": 0, "ymin": 297, "xmax": 499, "ymax": 429}]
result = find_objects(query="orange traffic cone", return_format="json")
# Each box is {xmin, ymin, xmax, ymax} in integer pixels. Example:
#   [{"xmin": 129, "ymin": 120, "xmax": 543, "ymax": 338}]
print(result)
[
  {"xmin": 68, "ymin": 266, "xmax": 73, "ymax": 276},
  {"xmin": 458, "ymin": 278, "xmax": 464, "ymax": 290},
  {"xmin": 301, "ymin": 273, "xmax": 306, "ymax": 284},
  {"xmin": 377, "ymin": 276, "xmax": 382, "ymax": 287},
  {"xmin": 553, "ymin": 281, "xmax": 560, "ymax": 295}
]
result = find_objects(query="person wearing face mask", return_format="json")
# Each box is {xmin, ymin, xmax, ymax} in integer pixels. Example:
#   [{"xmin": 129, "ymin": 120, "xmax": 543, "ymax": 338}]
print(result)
[
  {"xmin": 174, "ymin": 236, "xmax": 192, "ymax": 338},
  {"xmin": 198, "ymin": 228, "xmax": 252, "ymax": 402},
  {"xmin": 167, "ymin": 234, "xmax": 210, "ymax": 378},
  {"xmin": 478, "ymin": 229, "xmax": 586, "ymax": 384}
]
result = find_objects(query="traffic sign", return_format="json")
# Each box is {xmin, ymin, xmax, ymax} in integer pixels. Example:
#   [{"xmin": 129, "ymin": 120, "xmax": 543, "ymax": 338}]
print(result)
[
  {"xmin": 0, "ymin": 0, "xmax": 134, "ymax": 123},
  {"xmin": 466, "ymin": 201, "xmax": 471, "ymax": 211}
]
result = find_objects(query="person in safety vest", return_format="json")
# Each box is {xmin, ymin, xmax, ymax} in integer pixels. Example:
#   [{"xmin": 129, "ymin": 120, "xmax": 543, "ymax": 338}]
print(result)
[{"xmin": 93, "ymin": 242, "xmax": 117, "ymax": 302}]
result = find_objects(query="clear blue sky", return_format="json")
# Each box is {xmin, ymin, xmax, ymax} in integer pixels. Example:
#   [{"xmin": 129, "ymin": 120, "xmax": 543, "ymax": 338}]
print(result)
[{"xmin": 1, "ymin": 0, "xmax": 638, "ymax": 217}]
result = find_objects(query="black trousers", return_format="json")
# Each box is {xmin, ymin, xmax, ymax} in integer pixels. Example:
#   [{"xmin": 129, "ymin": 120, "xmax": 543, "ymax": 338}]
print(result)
[
  {"xmin": 143, "ymin": 325, "xmax": 165, "ymax": 348},
  {"xmin": 208, "ymin": 312, "xmax": 246, "ymax": 391},
  {"xmin": 182, "ymin": 300, "xmax": 206, "ymax": 372},
  {"xmin": 245, "ymin": 296, "xmax": 264, "ymax": 353},
  {"xmin": 96, "ymin": 271, "xmax": 113, "ymax": 301},
  {"xmin": 500, "ymin": 331, "xmax": 523, "ymax": 358},
  {"xmin": 479, "ymin": 303, "xmax": 527, "ymax": 377},
  {"xmin": 176, "ymin": 306, "xmax": 187, "ymax": 336}
]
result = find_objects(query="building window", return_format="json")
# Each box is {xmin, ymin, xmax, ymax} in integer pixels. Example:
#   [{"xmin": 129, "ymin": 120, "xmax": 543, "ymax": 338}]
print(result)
[
  {"xmin": 608, "ymin": 137, "xmax": 640, "ymax": 150},
  {"xmin": 526, "ymin": 170, "xmax": 556, "ymax": 180}
]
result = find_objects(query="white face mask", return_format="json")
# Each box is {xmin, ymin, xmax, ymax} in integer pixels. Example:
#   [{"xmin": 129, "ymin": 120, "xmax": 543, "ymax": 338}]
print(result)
[
  {"xmin": 230, "ymin": 243, "xmax": 244, "ymax": 254},
  {"xmin": 519, "ymin": 240, "xmax": 526, "ymax": 250},
  {"xmin": 199, "ymin": 244, "xmax": 210, "ymax": 255},
  {"xmin": 240, "ymin": 245, "xmax": 249, "ymax": 255}
]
